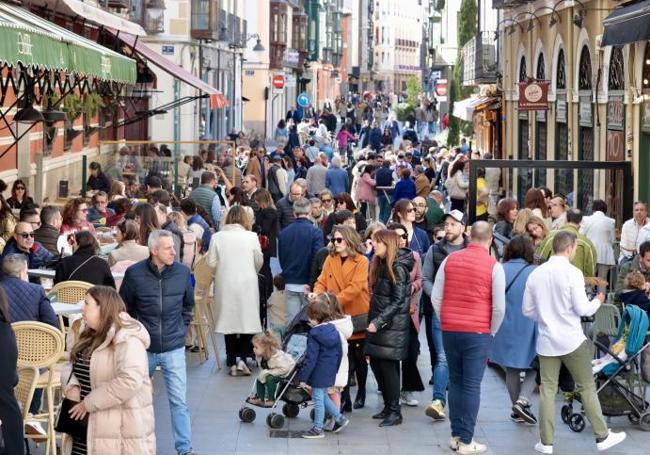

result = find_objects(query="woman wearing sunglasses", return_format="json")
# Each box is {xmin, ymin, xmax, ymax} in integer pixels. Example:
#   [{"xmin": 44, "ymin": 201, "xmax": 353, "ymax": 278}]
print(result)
[
  {"xmin": 312, "ymin": 225, "xmax": 370, "ymax": 412},
  {"xmin": 391, "ymin": 199, "xmax": 430, "ymax": 259},
  {"xmin": 61, "ymin": 198, "xmax": 96, "ymax": 236},
  {"xmin": 367, "ymin": 229, "xmax": 414, "ymax": 426},
  {"xmin": 6, "ymin": 179, "xmax": 34, "ymax": 210},
  {"xmin": 386, "ymin": 222, "xmax": 423, "ymax": 408}
]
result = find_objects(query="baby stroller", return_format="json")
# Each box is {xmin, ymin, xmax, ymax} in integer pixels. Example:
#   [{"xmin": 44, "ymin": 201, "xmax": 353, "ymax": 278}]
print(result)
[
  {"xmin": 238, "ymin": 306, "xmax": 313, "ymax": 429},
  {"xmin": 561, "ymin": 305, "xmax": 650, "ymax": 432}
]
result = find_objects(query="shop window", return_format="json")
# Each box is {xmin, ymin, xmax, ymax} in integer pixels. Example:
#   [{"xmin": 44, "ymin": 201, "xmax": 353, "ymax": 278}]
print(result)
[
  {"xmin": 608, "ymin": 46, "xmax": 625, "ymax": 91},
  {"xmin": 556, "ymin": 49, "xmax": 566, "ymax": 90},
  {"xmin": 579, "ymin": 46, "xmax": 592, "ymax": 90}
]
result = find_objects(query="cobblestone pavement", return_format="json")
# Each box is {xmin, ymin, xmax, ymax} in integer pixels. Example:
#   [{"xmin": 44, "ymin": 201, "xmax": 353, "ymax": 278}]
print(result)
[{"xmin": 147, "ymin": 331, "xmax": 649, "ymax": 455}]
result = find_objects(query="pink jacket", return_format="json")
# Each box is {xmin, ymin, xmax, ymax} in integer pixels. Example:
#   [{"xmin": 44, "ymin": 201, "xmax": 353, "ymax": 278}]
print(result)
[
  {"xmin": 336, "ymin": 129, "xmax": 355, "ymax": 149},
  {"xmin": 356, "ymin": 173, "xmax": 376, "ymax": 204},
  {"xmin": 409, "ymin": 251, "xmax": 423, "ymax": 332}
]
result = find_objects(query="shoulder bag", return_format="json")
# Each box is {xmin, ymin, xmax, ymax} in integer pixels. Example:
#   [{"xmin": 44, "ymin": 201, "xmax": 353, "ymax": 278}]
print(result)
[{"xmin": 505, "ymin": 264, "xmax": 532, "ymax": 294}]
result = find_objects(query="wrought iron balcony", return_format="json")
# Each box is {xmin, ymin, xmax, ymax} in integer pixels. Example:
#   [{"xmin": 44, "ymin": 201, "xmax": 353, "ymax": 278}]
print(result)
[{"xmin": 461, "ymin": 31, "xmax": 497, "ymax": 86}]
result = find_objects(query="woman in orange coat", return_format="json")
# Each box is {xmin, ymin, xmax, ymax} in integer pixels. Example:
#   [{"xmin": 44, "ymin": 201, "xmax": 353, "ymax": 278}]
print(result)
[{"xmin": 312, "ymin": 225, "xmax": 370, "ymax": 412}]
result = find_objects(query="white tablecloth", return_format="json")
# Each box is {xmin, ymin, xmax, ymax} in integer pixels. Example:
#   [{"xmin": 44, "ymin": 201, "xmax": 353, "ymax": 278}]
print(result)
[{"xmin": 51, "ymin": 302, "xmax": 83, "ymax": 315}]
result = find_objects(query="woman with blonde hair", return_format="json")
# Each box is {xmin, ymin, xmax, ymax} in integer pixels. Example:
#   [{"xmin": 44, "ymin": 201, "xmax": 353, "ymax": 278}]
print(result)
[
  {"xmin": 549, "ymin": 197, "xmax": 568, "ymax": 230},
  {"xmin": 313, "ymin": 225, "xmax": 370, "ymax": 411},
  {"xmin": 208, "ymin": 205, "xmax": 263, "ymax": 375},
  {"xmin": 512, "ymin": 208, "xmax": 533, "ymax": 235},
  {"xmin": 367, "ymin": 229, "xmax": 414, "ymax": 426},
  {"xmin": 526, "ymin": 215, "xmax": 549, "ymax": 247},
  {"xmin": 63, "ymin": 285, "xmax": 154, "ymax": 454},
  {"xmin": 109, "ymin": 180, "xmax": 127, "ymax": 202}
]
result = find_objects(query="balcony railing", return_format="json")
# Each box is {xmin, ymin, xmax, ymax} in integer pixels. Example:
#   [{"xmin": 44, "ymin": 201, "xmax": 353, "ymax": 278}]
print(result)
[{"xmin": 461, "ymin": 31, "xmax": 497, "ymax": 86}]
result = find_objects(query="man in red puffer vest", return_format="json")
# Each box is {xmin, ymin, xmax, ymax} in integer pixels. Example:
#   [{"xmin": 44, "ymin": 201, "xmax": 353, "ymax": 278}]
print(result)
[{"xmin": 431, "ymin": 221, "xmax": 505, "ymax": 455}]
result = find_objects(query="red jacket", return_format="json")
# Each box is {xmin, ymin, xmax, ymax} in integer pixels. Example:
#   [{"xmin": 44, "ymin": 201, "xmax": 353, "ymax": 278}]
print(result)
[{"xmin": 441, "ymin": 244, "xmax": 495, "ymax": 334}]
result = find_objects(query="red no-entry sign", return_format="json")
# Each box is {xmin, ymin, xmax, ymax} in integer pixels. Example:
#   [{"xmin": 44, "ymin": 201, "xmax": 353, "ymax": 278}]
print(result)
[
  {"xmin": 272, "ymin": 74, "xmax": 285, "ymax": 90},
  {"xmin": 435, "ymin": 79, "xmax": 448, "ymax": 97}
]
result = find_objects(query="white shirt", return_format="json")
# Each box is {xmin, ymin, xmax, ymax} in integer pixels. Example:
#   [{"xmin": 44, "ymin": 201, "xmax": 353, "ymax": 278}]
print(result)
[
  {"xmin": 634, "ymin": 220, "xmax": 650, "ymax": 254},
  {"xmin": 522, "ymin": 255, "xmax": 600, "ymax": 357},
  {"xmin": 580, "ymin": 211, "xmax": 616, "ymax": 266}
]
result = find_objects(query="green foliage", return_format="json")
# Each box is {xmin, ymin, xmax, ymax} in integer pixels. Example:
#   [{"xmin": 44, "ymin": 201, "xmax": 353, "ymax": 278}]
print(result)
[
  {"xmin": 83, "ymin": 93, "xmax": 105, "ymax": 118},
  {"xmin": 394, "ymin": 102, "xmax": 415, "ymax": 123},
  {"xmin": 405, "ymin": 75, "xmax": 421, "ymax": 107},
  {"xmin": 63, "ymin": 93, "xmax": 82, "ymax": 120},
  {"xmin": 448, "ymin": 0, "xmax": 478, "ymax": 147},
  {"xmin": 458, "ymin": 0, "xmax": 477, "ymax": 47}
]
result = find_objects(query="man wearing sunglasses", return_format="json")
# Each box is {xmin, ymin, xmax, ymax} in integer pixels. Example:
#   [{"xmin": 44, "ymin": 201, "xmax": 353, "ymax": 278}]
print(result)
[{"xmin": 1, "ymin": 222, "xmax": 57, "ymax": 271}]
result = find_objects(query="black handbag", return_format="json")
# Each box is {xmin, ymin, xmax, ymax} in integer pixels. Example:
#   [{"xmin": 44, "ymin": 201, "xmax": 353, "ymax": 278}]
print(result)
[
  {"xmin": 54, "ymin": 398, "xmax": 88, "ymax": 440},
  {"xmin": 351, "ymin": 313, "xmax": 368, "ymax": 333}
]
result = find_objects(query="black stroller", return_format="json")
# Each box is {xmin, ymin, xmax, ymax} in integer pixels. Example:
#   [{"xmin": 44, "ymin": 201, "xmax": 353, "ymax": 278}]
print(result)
[{"xmin": 238, "ymin": 306, "xmax": 313, "ymax": 429}]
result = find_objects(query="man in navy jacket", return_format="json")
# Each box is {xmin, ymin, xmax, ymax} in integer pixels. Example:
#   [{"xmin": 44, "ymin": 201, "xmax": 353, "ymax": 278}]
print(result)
[
  {"xmin": 278, "ymin": 198, "xmax": 324, "ymax": 324},
  {"xmin": 120, "ymin": 230, "xmax": 196, "ymax": 455},
  {"xmin": 0, "ymin": 254, "xmax": 57, "ymax": 327}
]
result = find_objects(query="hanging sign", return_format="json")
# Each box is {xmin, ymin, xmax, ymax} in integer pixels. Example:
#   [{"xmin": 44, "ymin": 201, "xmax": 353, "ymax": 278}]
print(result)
[{"xmin": 518, "ymin": 80, "xmax": 550, "ymax": 111}]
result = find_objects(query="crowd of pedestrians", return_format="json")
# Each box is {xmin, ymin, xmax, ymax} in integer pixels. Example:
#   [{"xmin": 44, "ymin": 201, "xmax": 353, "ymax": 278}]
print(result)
[{"xmin": 0, "ymin": 91, "xmax": 645, "ymax": 455}]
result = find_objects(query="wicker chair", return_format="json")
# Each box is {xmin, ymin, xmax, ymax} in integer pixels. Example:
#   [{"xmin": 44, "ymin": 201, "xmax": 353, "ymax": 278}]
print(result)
[
  {"xmin": 49, "ymin": 280, "xmax": 93, "ymax": 335},
  {"xmin": 12, "ymin": 321, "xmax": 65, "ymax": 455},
  {"xmin": 14, "ymin": 366, "xmax": 41, "ymax": 453},
  {"xmin": 191, "ymin": 255, "xmax": 221, "ymax": 369}
]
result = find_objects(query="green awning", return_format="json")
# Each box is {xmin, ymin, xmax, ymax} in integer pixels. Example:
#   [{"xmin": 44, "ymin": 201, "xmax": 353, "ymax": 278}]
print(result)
[{"xmin": 0, "ymin": 3, "xmax": 136, "ymax": 84}]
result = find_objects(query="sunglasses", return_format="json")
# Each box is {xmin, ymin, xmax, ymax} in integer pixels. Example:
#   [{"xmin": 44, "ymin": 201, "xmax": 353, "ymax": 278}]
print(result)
[
  {"xmin": 405, "ymin": 208, "xmax": 415, "ymax": 213},
  {"xmin": 321, "ymin": 198, "xmax": 332, "ymax": 203},
  {"xmin": 436, "ymin": 236, "xmax": 445, "ymax": 241},
  {"xmin": 332, "ymin": 237, "xmax": 345, "ymax": 244},
  {"xmin": 79, "ymin": 208, "xmax": 89, "ymax": 213},
  {"xmin": 17, "ymin": 232, "xmax": 34, "ymax": 238},
  {"xmin": 16, "ymin": 186, "xmax": 25, "ymax": 190},
  {"xmin": 400, "ymin": 233, "xmax": 408, "ymax": 240}
]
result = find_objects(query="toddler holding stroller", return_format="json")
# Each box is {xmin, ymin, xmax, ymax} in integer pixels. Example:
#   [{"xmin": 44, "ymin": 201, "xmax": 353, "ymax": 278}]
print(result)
[
  {"xmin": 246, "ymin": 331, "xmax": 296, "ymax": 407},
  {"xmin": 298, "ymin": 297, "xmax": 350, "ymax": 438}
]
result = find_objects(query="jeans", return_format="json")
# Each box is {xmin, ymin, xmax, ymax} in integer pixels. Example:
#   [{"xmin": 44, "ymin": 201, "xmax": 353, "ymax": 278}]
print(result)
[
  {"xmin": 377, "ymin": 192, "xmax": 391, "ymax": 224},
  {"xmin": 431, "ymin": 313, "xmax": 448, "ymax": 404},
  {"xmin": 312, "ymin": 387, "xmax": 343, "ymax": 430},
  {"xmin": 538, "ymin": 341, "xmax": 608, "ymax": 445},
  {"xmin": 442, "ymin": 331, "xmax": 493, "ymax": 445},
  {"xmin": 285, "ymin": 290, "xmax": 306, "ymax": 327},
  {"xmin": 148, "ymin": 347, "xmax": 193, "ymax": 455}
]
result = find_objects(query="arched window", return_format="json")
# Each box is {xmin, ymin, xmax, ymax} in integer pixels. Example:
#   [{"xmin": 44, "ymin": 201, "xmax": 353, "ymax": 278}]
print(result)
[
  {"xmin": 608, "ymin": 46, "xmax": 625, "ymax": 91},
  {"xmin": 536, "ymin": 53, "xmax": 545, "ymax": 80},
  {"xmin": 557, "ymin": 49, "xmax": 566, "ymax": 89},
  {"xmin": 578, "ymin": 46, "xmax": 592, "ymax": 90},
  {"xmin": 519, "ymin": 57, "xmax": 527, "ymax": 82}
]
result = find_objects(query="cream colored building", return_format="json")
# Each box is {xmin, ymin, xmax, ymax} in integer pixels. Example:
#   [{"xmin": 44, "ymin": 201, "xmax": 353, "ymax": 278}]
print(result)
[
  {"xmin": 374, "ymin": 0, "xmax": 425, "ymax": 93},
  {"xmin": 499, "ymin": 0, "xmax": 646, "ymax": 223}
]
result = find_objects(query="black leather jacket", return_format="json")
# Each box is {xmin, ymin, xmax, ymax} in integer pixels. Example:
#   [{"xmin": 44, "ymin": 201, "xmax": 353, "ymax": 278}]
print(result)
[{"xmin": 366, "ymin": 248, "xmax": 414, "ymax": 361}]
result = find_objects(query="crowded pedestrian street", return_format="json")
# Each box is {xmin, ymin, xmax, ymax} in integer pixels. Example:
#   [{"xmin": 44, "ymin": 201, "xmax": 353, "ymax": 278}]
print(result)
[{"xmin": 4, "ymin": 1, "xmax": 650, "ymax": 455}]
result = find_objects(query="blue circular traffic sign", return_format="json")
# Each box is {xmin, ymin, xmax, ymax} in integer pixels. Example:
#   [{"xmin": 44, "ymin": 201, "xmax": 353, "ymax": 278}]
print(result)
[{"xmin": 297, "ymin": 92, "xmax": 311, "ymax": 108}]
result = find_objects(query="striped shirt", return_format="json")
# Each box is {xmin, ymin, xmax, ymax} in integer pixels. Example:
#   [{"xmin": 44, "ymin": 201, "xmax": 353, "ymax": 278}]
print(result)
[{"xmin": 71, "ymin": 353, "xmax": 91, "ymax": 455}]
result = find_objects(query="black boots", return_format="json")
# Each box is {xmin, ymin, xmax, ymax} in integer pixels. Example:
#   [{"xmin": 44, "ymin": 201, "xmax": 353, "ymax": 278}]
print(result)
[
  {"xmin": 372, "ymin": 407, "xmax": 389, "ymax": 419},
  {"xmin": 378, "ymin": 401, "xmax": 402, "ymax": 427},
  {"xmin": 353, "ymin": 388, "xmax": 366, "ymax": 409}
]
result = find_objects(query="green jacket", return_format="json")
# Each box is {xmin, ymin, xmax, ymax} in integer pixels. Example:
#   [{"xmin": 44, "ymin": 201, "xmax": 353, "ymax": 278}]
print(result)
[
  {"xmin": 536, "ymin": 224, "xmax": 597, "ymax": 277},
  {"xmin": 426, "ymin": 198, "xmax": 444, "ymax": 227}
]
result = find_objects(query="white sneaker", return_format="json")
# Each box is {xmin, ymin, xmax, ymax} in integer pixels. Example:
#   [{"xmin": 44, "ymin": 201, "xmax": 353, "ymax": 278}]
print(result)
[
  {"xmin": 449, "ymin": 436, "xmax": 460, "ymax": 451},
  {"xmin": 400, "ymin": 391, "xmax": 418, "ymax": 407},
  {"xmin": 596, "ymin": 429, "xmax": 626, "ymax": 451},
  {"xmin": 534, "ymin": 441, "xmax": 553, "ymax": 454},
  {"xmin": 457, "ymin": 440, "xmax": 488, "ymax": 454}
]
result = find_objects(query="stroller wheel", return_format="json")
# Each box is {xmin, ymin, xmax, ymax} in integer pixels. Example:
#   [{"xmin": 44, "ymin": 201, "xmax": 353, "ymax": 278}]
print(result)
[
  {"xmin": 282, "ymin": 403, "xmax": 300, "ymax": 418},
  {"xmin": 239, "ymin": 406, "xmax": 256, "ymax": 423},
  {"xmin": 267, "ymin": 412, "xmax": 285, "ymax": 429},
  {"xmin": 561, "ymin": 405, "xmax": 572, "ymax": 424},
  {"xmin": 628, "ymin": 413, "xmax": 640, "ymax": 424},
  {"xmin": 568, "ymin": 414, "xmax": 585, "ymax": 433},
  {"xmin": 639, "ymin": 413, "xmax": 650, "ymax": 431}
]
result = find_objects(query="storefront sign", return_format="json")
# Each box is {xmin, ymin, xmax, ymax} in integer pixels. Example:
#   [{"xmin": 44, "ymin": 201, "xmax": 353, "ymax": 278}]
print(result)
[
  {"xmin": 579, "ymin": 96, "xmax": 592, "ymax": 127},
  {"xmin": 518, "ymin": 80, "xmax": 550, "ymax": 111},
  {"xmin": 518, "ymin": 108, "xmax": 529, "ymax": 120},
  {"xmin": 607, "ymin": 95, "xmax": 625, "ymax": 131},
  {"xmin": 642, "ymin": 103, "xmax": 650, "ymax": 133},
  {"xmin": 606, "ymin": 130, "xmax": 625, "ymax": 161},
  {"xmin": 556, "ymin": 92, "xmax": 566, "ymax": 123},
  {"xmin": 162, "ymin": 45, "xmax": 174, "ymax": 55}
]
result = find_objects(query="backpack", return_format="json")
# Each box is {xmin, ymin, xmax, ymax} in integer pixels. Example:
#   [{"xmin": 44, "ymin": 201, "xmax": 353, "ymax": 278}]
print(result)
[{"xmin": 180, "ymin": 230, "xmax": 198, "ymax": 269}]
